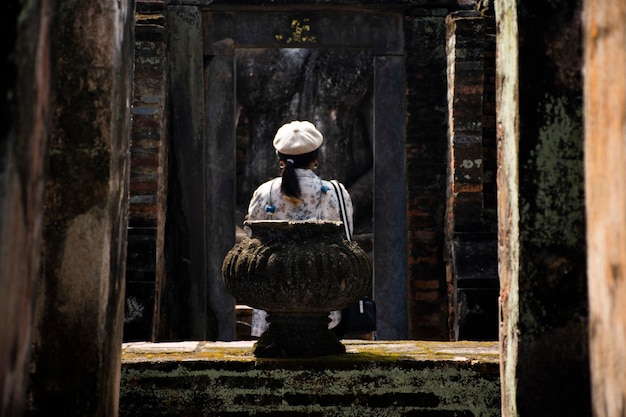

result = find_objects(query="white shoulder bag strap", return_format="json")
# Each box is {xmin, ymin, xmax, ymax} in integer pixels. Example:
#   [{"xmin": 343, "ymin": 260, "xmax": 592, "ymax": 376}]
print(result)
[{"xmin": 330, "ymin": 180, "xmax": 351, "ymax": 241}]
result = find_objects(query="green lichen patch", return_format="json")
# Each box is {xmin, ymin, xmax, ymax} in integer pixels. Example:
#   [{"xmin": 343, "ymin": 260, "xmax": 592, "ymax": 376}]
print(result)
[{"xmin": 120, "ymin": 340, "xmax": 500, "ymax": 417}]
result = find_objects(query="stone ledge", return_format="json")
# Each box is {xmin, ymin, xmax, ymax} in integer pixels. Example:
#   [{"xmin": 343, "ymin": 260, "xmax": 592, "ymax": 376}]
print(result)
[
  {"xmin": 120, "ymin": 340, "xmax": 500, "ymax": 416},
  {"xmin": 122, "ymin": 339, "xmax": 499, "ymax": 363}
]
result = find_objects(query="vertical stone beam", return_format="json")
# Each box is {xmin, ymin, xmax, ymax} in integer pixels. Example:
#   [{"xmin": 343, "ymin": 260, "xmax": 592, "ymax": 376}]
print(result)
[
  {"xmin": 404, "ymin": 11, "xmax": 450, "ymax": 340},
  {"xmin": 204, "ymin": 12, "xmax": 236, "ymax": 342},
  {"xmin": 518, "ymin": 0, "xmax": 588, "ymax": 415},
  {"xmin": 165, "ymin": 7, "xmax": 236, "ymax": 342},
  {"xmin": 497, "ymin": 0, "xmax": 589, "ymax": 416},
  {"xmin": 446, "ymin": 11, "xmax": 494, "ymax": 341},
  {"xmin": 584, "ymin": 1, "xmax": 626, "ymax": 416},
  {"xmin": 493, "ymin": 0, "xmax": 520, "ymax": 414},
  {"xmin": 0, "ymin": 1, "xmax": 52, "ymax": 415},
  {"xmin": 27, "ymin": 0, "xmax": 134, "ymax": 415},
  {"xmin": 167, "ymin": 6, "xmax": 207, "ymax": 339},
  {"xmin": 374, "ymin": 55, "xmax": 408, "ymax": 340},
  {"xmin": 446, "ymin": 12, "xmax": 485, "ymax": 235}
]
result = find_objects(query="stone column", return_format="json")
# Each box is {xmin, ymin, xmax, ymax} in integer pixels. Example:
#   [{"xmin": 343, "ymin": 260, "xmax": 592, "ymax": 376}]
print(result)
[
  {"xmin": 445, "ymin": 10, "xmax": 499, "ymax": 342},
  {"xmin": 493, "ymin": 1, "xmax": 520, "ymax": 414},
  {"xmin": 0, "ymin": 1, "xmax": 52, "ymax": 415},
  {"xmin": 584, "ymin": 0, "xmax": 626, "ymax": 416},
  {"xmin": 26, "ymin": 1, "xmax": 134, "ymax": 416},
  {"xmin": 167, "ymin": 5, "xmax": 237, "ymax": 341},
  {"xmin": 496, "ymin": 0, "xmax": 589, "ymax": 416}
]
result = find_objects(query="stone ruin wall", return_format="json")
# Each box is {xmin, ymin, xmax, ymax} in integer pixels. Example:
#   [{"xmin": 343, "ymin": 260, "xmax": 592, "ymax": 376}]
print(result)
[{"xmin": 126, "ymin": 0, "xmax": 498, "ymax": 342}]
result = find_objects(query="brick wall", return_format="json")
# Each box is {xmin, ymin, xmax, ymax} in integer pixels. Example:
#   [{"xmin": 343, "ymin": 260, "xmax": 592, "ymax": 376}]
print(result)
[
  {"xmin": 404, "ymin": 10, "xmax": 451, "ymax": 340},
  {"xmin": 125, "ymin": 0, "xmax": 168, "ymax": 342},
  {"xmin": 444, "ymin": 10, "xmax": 498, "ymax": 341}
]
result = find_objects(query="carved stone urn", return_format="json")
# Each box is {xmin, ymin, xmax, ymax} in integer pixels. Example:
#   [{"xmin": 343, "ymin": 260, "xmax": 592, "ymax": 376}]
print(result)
[{"xmin": 222, "ymin": 220, "xmax": 372, "ymax": 358}]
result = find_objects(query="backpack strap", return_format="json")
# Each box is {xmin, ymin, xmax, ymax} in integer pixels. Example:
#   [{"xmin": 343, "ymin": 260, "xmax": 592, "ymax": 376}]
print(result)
[
  {"xmin": 264, "ymin": 179, "xmax": 277, "ymax": 219},
  {"xmin": 330, "ymin": 180, "xmax": 351, "ymax": 241}
]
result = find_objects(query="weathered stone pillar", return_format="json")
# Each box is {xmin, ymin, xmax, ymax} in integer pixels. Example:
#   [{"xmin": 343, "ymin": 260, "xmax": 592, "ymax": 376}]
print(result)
[
  {"xmin": 493, "ymin": 1, "xmax": 520, "ymax": 413},
  {"xmin": 167, "ymin": 5, "xmax": 237, "ymax": 341},
  {"xmin": 583, "ymin": 0, "xmax": 626, "ymax": 416},
  {"xmin": 496, "ymin": 0, "xmax": 589, "ymax": 416},
  {"xmin": 0, "ymin": 1, "xmax": 52, "ymax": 415},
  {"xmin": 446, "ymin": 11, "xmax": 486, "ymax": 237},
  {"xmin": 25, "ymin": 1, "xmax": 135, "ymax": 416},
  {"xmin": 445, "ymin": 10, "xmax": 499, "ymax": 342}
]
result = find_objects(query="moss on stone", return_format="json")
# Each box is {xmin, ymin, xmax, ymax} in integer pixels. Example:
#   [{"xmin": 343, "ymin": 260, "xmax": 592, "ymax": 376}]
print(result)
[{"xmin": 120, "ymin": 341, "xmax": 500, "ymax": 416}]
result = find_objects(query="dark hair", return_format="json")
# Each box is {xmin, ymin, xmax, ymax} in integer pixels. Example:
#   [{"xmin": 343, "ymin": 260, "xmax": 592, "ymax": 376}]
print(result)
[{"xmin": 277, "ymin": 149, "xmax": 319, "ymax": 203}]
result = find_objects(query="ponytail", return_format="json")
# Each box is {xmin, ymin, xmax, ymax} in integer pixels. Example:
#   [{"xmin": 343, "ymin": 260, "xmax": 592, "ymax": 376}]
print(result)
[
  {"xmin": 280, "ymin": 159, "xmax": 301, "ymax": 203},
  {"xmin": 277, "ymin": 149, "xmax": 319, "ymax": 204}
]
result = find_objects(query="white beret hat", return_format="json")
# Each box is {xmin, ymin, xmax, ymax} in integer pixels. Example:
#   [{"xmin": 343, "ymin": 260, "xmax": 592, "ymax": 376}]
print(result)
[{"xmin": 273, "ymin": 120, "xmax": 323, "ymax": 155}]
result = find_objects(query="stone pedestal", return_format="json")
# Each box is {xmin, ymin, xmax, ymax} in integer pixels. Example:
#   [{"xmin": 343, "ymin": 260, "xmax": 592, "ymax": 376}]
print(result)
[{"xmin": 222, "ymin": 220, "xmax": 372, "ymax": 358}]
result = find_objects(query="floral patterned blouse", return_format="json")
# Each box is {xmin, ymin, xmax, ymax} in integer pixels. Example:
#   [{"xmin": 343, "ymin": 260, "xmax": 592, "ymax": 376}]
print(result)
[
  {"xmin": 246, "ymin": 168, "xmax": 354, "ymax": 234},
  {"xmin": 245, "ymin": 168, "xmax": 354, "ymax": 337}
]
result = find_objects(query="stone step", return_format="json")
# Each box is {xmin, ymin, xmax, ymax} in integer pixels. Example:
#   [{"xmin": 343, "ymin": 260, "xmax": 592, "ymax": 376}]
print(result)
[{"xmin": 120, "ymin": 340, "xmax": 501, "ymax": 416}]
